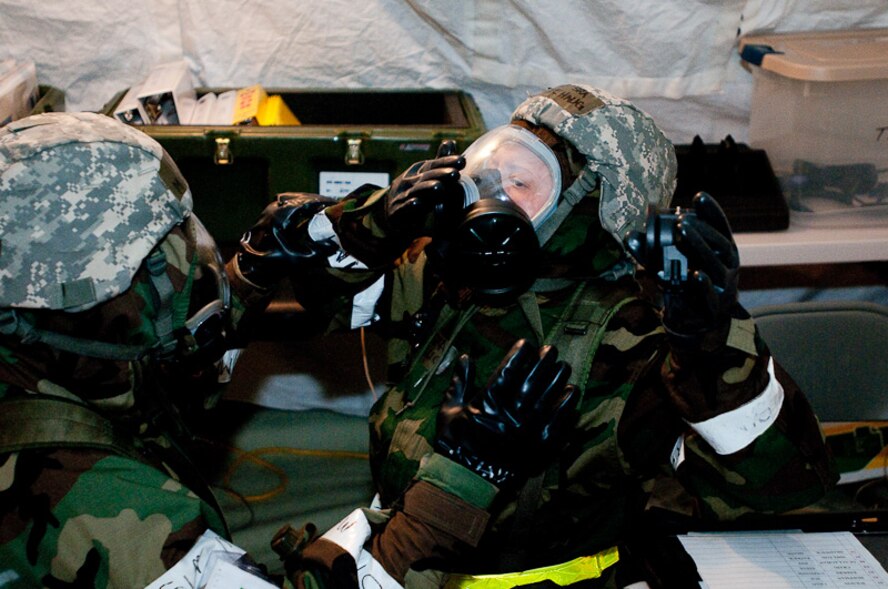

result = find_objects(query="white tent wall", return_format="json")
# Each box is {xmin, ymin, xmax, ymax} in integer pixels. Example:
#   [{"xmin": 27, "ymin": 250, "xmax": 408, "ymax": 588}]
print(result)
[{"xmin": 3, "ymin": 1, "xmax": 888, "ymax": 143}]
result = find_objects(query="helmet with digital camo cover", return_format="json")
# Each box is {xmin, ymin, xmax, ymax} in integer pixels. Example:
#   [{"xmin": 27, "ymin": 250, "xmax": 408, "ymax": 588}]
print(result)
[
  {"xmin": 510, "ymin": 84, "xmax": 677, "ymax": 249},
  {"xmin": 0, "ymin": 112, "xmax": 230, "ymax": 413}
]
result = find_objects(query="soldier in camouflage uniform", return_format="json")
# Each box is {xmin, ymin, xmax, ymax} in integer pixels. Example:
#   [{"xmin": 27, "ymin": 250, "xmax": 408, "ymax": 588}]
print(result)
[
  {"xmin": 0, "ymin": 112, "xmax": 275, "ymax": 587},
  {"xmin": 232, "ymin": 84, "xmax": 837, "ymax": 588}
]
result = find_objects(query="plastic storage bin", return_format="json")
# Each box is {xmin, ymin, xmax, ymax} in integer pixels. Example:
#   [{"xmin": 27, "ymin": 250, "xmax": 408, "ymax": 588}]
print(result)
[
  {"xmin": 739, "ymin": 28, "xmax": 888, "ymax": 227},
  {"xmin": 101, "ymin": 88, "xmax": 486, "ymax": 247}
]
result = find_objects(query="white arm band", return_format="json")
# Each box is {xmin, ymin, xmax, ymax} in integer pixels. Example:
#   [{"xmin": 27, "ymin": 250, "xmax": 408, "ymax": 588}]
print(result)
[
  {"xmin": 308, "ymin": 212, "xmax": 385, "ymax": 329},
  {"xmin": 686, "ymin": 357, "xmax": 785, "ymax": 455}
]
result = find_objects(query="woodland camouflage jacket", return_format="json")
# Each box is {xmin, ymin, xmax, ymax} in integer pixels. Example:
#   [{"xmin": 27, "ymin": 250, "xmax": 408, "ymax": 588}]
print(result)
[
  {"xmin": 290, "ymin": 251, "xmax": 837, "ymax": 588},
  {"xmin": 0, "ymin": 224, "xmax": 246, "ymax": 588}
]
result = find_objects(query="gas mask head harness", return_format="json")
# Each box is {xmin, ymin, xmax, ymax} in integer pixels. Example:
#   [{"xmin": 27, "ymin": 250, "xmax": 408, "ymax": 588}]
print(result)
[
  {"xmin": 0, "ymin": 112, "xmax": 231, "ymax": 375},
  {"xmin": 430, "ymin": 84, "xmax": 678, "ymax": 304}
]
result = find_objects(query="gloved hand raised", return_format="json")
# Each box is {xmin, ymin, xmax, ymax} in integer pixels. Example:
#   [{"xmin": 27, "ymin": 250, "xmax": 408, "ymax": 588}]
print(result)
[
  {"xmin": 435, "ymin": 340, "xmax": 579, "ymax": 487},
  {"xmin": 235, "ymin": 193, "xmax": 338, "ymax": 291},
  {"xmin": 624, "ymin": 192, "xmax": 740, "ymax": 344},
  {"xmin": 234, "ymin": 193, "xmax": 383, "ymax": 316},
  {"xmin": 384, "ymin": 139, "xmax": 466, "ymax": 235},
  {"xmin": 333, "ymin": 140, "xmax": 466, "ymax": 267}
]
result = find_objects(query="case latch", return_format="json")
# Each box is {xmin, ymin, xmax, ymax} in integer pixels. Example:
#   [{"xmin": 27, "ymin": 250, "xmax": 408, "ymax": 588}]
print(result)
[
  {"xmin": 214, "ymin": 137, "xmax": 233, "ymax": 165},
  {"xmin": 345, "ymin": 137, "xmax": 365, "ymax": 166}
]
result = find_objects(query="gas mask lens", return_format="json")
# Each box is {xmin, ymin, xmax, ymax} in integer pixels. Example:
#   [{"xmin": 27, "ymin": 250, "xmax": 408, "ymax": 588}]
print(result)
[{"xmin": 459, "ymin": 125, "xmax": 561, "ymax": 228}]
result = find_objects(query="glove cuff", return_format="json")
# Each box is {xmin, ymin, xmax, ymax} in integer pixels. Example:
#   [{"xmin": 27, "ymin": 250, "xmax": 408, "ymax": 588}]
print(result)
[
  {"xmin": 418, "ymin": 452, "xmax": 499, "ymax": 508},
  {"xmin": 225, "ymin": 255, "xmax": 276, "ymax": 306},
  {"xmin": 665, "ymin": 302, "xmax": 751, "ymax": 355},
  {"xmin": 664, "ymin": 322, "xmax": 727, "ymax": 354},
  {"xmin": 433, "ymin": 440, "xmax": 516, "ymax": 488}
]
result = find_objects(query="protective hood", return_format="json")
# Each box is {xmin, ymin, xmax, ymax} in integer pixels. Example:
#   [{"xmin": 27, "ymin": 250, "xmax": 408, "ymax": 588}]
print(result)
[{"xmin": 0, "ymin": 220, "xmax": 220, "ymax": 411}]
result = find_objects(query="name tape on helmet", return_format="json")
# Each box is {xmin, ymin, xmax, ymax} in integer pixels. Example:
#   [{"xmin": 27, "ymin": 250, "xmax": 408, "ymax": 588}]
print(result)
[{"xmin": 538, "ymin": 85, "xmax": 605, "ymax": 116}]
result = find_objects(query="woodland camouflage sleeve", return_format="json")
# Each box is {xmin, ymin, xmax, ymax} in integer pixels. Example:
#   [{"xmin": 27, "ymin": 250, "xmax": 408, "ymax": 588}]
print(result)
[
  {"xmin": 661, "ymin": 315, "xmax": 838, "ymax": 517},
  {"xmin": 0, "ymin": 448, "xmax": 226, "ymax": 588},
  {"xmin": 599, "ymin": 301, "xmax": 836, "ymax": 519}
]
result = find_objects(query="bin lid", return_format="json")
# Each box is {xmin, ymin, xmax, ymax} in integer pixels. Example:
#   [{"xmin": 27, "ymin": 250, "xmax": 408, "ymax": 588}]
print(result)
[{"xmin": 739, "ymin": 28, "xmax": 888, "ymax": 82}]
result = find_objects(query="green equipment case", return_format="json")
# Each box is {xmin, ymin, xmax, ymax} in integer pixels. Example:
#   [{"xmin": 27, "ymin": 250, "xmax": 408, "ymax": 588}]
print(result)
[{"xmin": 102, "ymin": 88, "xmax": 487, "ymax": 248}]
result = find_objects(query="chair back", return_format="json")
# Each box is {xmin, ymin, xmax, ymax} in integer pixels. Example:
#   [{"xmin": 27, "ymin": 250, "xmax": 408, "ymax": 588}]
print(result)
[{"xmin": 752, "ymin": 301, "xmax": 888, "ymax": 421}]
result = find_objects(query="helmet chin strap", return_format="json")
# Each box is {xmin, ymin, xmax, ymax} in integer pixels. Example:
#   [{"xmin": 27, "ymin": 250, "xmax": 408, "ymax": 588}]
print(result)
[
  {"xmin": 534, "ymin": 171, "xmax": 597, "ymax": 247},
  {"xmin": 0, "ymin": 308, "xmax": 149, "ymax": 361},
  {"xmin": 529, "ymin": 172, "xmax": 599, "ymax": 296}
]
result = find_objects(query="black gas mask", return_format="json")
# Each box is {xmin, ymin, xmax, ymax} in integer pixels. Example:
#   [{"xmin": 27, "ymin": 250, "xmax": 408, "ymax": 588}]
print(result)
[{"xmin": 427, "ymin": 125, "xmax": 562, "ymax": 305}]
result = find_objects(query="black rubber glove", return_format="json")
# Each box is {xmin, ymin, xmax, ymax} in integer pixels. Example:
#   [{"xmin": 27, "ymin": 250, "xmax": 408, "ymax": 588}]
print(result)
[
  {"xmin": 236, "ymin": 193, "xmax": 339, "ymax": 291},
  {"xmin": 333, "ymin": 140, "xmax": 466, "ymax": 267},
  {"xmin": 435, "ymin": 340, "xmax": 579, "ymax": 487},
  {"xmin": 384, "ymin": 139, "xmax": 466, "ymax": 235},
  {"xmin": 625, "ymin": 192, "xmax": 740, "ymax": 343}
]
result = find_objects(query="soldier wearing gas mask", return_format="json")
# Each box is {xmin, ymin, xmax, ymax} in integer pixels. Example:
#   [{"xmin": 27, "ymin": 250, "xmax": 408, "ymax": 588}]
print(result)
[
  {"xmin": 0, "ymin": 113, "xmax": 277, "ymax": 588},
  {"xmin": 233, "ymin": 85, "xmax": 836, "ymax": 588}
]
